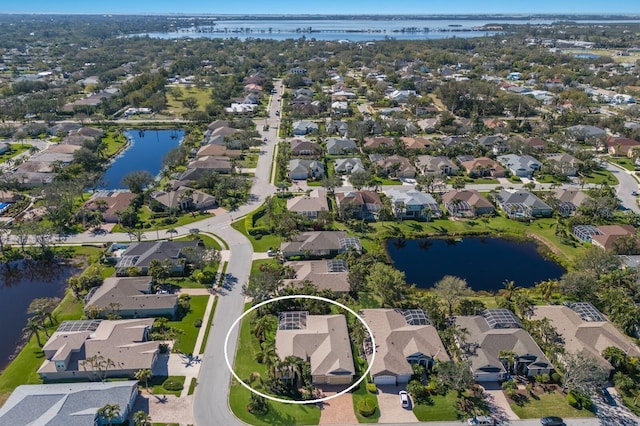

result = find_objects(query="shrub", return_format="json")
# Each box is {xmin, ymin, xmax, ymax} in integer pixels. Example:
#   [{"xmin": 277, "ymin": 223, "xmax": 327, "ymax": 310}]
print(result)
[
  {"xmin": 163, "ymin": 378, "xmax": 184, "ymax": 391},
  {"xmin": 194, "ymin": 319, "xmax": 203, "ymax": 328},
  {"xmin": 366, "ymin": 383, "xmax": 377, "ymax": 394},
  {"xmin": 159, "ymin": 343, "xmax": 169, "ymax": 354},
  {"xmin": 254, "ymin": 234, "xmax": 262, "ymax": 240},
  {"xmin": 567, "ymin": 391, "xmax": 580, "ymax": 408},
  {"xmin": 550, "ymin": 372, "xmax": 562, "ymax": 383},
  {"xmin": 357, "ymin": 398, "xmax": 377, "ymax": 417}
]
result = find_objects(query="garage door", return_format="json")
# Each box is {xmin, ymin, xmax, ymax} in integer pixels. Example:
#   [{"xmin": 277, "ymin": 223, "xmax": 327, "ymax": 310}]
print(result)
[
  {"xmin": 374, "ymin": 375, "xmax": 397, "ymax": 386},
  {"xmin": 475, "ymin": 373, "xmax": 502, "ymax": 382},
  {"xmin": 328, "ymin": 375, "xmax": 352, "ymax": 385}
]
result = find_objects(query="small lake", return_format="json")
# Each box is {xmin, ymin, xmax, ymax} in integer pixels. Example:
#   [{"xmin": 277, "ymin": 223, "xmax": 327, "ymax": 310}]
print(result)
[
  {"xmin": 100, "ymin": 129, "xmax": 184, "ymax": 190},
  {"xmin": 386, "ymin": 237, "xmax": 564, "ymax": 292},
  {"xmin": 0, "ymin": 261, "xmax": 73, "ymax": 371}
]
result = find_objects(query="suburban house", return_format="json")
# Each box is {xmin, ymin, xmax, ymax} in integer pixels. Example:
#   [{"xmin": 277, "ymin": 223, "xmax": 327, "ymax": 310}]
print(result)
[
  {"xmin": 286, "ymin": 189, "xmax": 329, "ymax": 219},
  {"xmin": 553, "ymin": 188, "xmax": 590, "ymax": 216},
  {"xmin": 545, "ymin": 153, "xmax": 581, "ymax": 176},
  {"xmin": 361, "ymin": 309, "xmax": 450, "ymax": 385},
  {"xmin": 275, "ymin": 312, "xmax": 355, "ymax": 385},
  {"xmin": 84, "ymin": 276, "xmax": 178, "ymax": 319},
  {"xmin": 280, "ymin": 231, "xmax": 361, "ymax": 259},
  {"xmin": 152, "ymin": 187, "xmax": 217, "ymax": 211},
  {"xmin": 186, "ymin": 156, "xmax": 233, "ymax": 173},
  {"xmin": 415, "ymin": 155, "xmax": 459, "ymax": 176},
  {"xmin": 289, "ymin": 159, "xmax": 325, "ymax": 180},
  {"xmin": 401, "ymin": 136, "xmax": 433, "ymax": 151},
  {"xmin": 363, "ymin": 136, "xmax": 394, "ymax": 151},
  {"xmin": 388, "ymin": 89, "xmax": 417, "ymax": 103},
  {"xmin": 384, "ymin": 188, "xmax": 442, "ymax": 220},
  {"xmin": 0, "ymin": 381, "xmax": 140, "ymax": 426},
  {"xmin": 85, "ymin": 191, "xmax": 136, "ymax": 223},
  {"xmin": 461, "ymin": 157, "xmax": 506, "ymax": 178},
  {"xmin": 496, "ymin": 189, "xmax": 553, "ymax": 219},
  {"xmin": 454, "ymin": 309, "xmax": 553, "ymax": 382},
  {"xmin": 565, "ymin": 125, "xmax": 607, "ymax": 143},
  {"xmin": 334, "ymin": 157, "xmax": 365, "ymax": 174},
  {"xmin": 115, "ymin": 240, "xmax": 200, "ymax": 275},
  {"xmin": 532, "ymin": 303, "xmax": 640, "ymax": 376},
  {"xmin": 335, "ymin": 190, "xmax": 383, "ymax": 220},
  {"xmin": 38, "ymin": 319, "xmax": 159, "ymax": 381},
  {"xmin": 497, "ymin": 154, "xmax": 542, "ymax": 178},
  {"xmin": 442, "ymin": 190, "xmax": 495, "ymax": 218},
  {"xmin": 326, "ymin": 138, "xmax": 358, "ymax": 155},
  {"xmin": 292, "ymin": 120, "xmax": 319, "ymax": 136},
  {"xmin": 605, "ymin": 136, "xmax": 640, "ymax": 156},
  {"xmin": 572, "ymin": 224, "xmax": 637, "ymax": 250},
  {"xmin": 525, "ymin": 137, "xmax": 548, "ymax": 151},
  {"xmin": 196, "ymin": 144, "xmax": 241, "ymax": 158},
  {"xmin": 290, "ymin": 139, "xmax": 322, "ymax": 156},
  {"xmin": 373, "ymin": 155, "xmax": 416, "ymax": 178},
  {"xmin": 283, "ymin": 259, "xmax": 350, "ymax": 293}
]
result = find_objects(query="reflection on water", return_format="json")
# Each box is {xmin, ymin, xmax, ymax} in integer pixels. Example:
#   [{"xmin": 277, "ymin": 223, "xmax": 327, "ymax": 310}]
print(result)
[{"xmin": 0, "ymin": 260, "xmax": 73, "ymax": 371}]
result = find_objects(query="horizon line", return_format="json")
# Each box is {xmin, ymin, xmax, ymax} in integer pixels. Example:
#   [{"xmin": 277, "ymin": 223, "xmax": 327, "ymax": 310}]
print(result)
[{"xmin": 1, "ymin": 12, "xmax": 640, "ymax": 17}]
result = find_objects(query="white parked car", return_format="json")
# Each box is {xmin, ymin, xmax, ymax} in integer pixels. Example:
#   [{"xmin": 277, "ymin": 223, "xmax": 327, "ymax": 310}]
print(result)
[{"xmin": 399, "ymin": 390, "xmax": 410, "ymax": 409}]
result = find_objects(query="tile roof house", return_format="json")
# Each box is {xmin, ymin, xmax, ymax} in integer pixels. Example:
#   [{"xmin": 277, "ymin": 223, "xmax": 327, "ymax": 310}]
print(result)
[
  {"xmin": 283, "ymin": 259, "xmax": 350, "ymax": 293},
  {"xmin": 374, "ymin": 155, "xmax": 416, "ymax": 178},
  {"xmin": 0, "ymin": 381, "xmax": 140, "ymax": 426},
  {"xmin": 85, "ymin": 191, "xmax": 136, "ymax": 223},
  {"xmin": 275, "ymin": 313, "xmax": 355, "ymax": 385},
  {"xmin": 605, "ymin": 136, "xmax": 640, "ymax": 156},
  {"xmin": 532, "ymin": 303, "xmax": 640, "ymax": 375},
  {"xmin": 334, "ymin": 157, "xmax": 365, "ymax": 174},
  {"xmin": 280, "ymin": 231, "xmax": 361, "ymax": 259},
  {"xmin": 442, "ymin": 190, "xmax": 495, "ymax": 218},
  {"xmin": 292, "ymin": 120, "xmax": 319, "ymax": 136},
  {"xmin": 401, "ymin": 136, "xmax": 433, "ymax": 151},
  {"xmin": 363, "ymin": 136, "xmax": 394, "ymax": 151},
  {"xmin": 361, "ymin": 309, "xmax": 450, "ymax": 385},
  {"xmin": 290, "ymin": 139, "xmax": 322, "ymax": 156},
  {"xmin": 38, "ymin": 319, "xmax": 159, "ymax": 381},
  {"xmin": 497, "ymin": 154, "xmax": 542, "ymax": 178},
  {"xmin": 384, "ymin": 188, "xmax": 442, "ymax": 220},
  {"xmin": 289, "ymin": 159, "xmax": 325, "ymax": 180},
  {"xmin": 496, "ymin": 189, "xmax": 553, "ymax": 218},
  {"xmin": 326, "ymin": 138, "xmax": 358, "ymax": 155},
  {"xmin": 152, "ymin": 186, "xmax": 217, "ymax": 211},
  {"xmin": 591, "ymin": 224, "xmax": 637, "ymax": 250},
  {"xmin": 415, "ymin": 155, "xmax": 459, "ymax": 176},
  {"xmin": 454, "ymin": 309, "xmax": 553, "ymax": 382},
  {"xmin": 335, "ymin": 190, "xmax": 383, "ymax": 220},
  {"xmin": 115, "ymin": 240, "xmax": 200, "ymax": 275},
  {"xmin": 525, "ymin": 137, "xmax": 548, "ymax": 151},
  {"xmin": 286, "ymin": 189, "xmax": 329, "ymax": 219},
  {"xmin": 84, "ymin": 276, "xmax": 178, "ymax": 318},
  {"xmin": 461, "ymin": 157, "xmax": 506, "ymax": 178}
]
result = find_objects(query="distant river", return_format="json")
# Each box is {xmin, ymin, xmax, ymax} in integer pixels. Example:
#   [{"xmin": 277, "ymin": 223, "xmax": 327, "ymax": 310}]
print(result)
[{"xmin": 139, "ymin": 18, "xmax": 640, "ymax": 41}]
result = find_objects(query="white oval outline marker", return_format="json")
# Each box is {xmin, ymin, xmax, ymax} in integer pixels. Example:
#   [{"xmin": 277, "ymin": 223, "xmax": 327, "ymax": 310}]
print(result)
[{"xmin": 223, "ymin": 294, "xmax": 376, "ymax": 405}]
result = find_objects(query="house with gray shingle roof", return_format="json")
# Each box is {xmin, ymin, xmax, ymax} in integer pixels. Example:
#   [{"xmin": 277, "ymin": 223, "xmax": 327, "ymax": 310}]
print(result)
[
  {"xmin": 384, "ymin": 188, "xmax": 442, "ymax": 220},
  {"xmin": 565, "ymin": 124, "xmax": 606, "ymax": 142},
  {"xmin": 286, "ymin": 189, "xmax": 329, "ymax": 219},
  {"xmin": 496, "ymin": 189, "xmax": 552, "ymax": 218},
  {"xmin": 415, "ymin": 155, "xmax": 459, "ymax": 176},
  {"xmin": 0, "ymin": 381, "xmax": 140, "ymax": 426},
  {"xmin": 454, "ymin": 309, "xmax": 552, "ymax": 382},
  {"xmin": 326, "ymin": 138, "xmax": 358, "ymax": 155},
  {"xmin": 280, "ymin": 231, "xmax": 361, "ymax": 259},
  {"xmin": 497, "ymin": 154, "xmax": 542, "ymax": 178},
  {"xmin": 115, "ymin": 240, "xmax": 200, "ymax": 275},
  {"xmin": 334, "ymin": 157, "xmax": 365, "ymax": 174},
  {"xmin": 289, "ymin": 159, "xmax": 325, "ymax": 180},
  {"xmin": 283, "ymin": 260, "xmax": 350, "ymax": 294},
  {"xmin": 292, "ymin": 120, "xmax": 319, "ymax": 136}
]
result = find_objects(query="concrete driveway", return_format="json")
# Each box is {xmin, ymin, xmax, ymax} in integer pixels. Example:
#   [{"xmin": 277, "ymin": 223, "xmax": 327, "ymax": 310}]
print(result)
[
  {"xmin": 376, "ymin": 385, "xmax": 418, "ymax": 423},
  {"xmin": 318, "ymin": 386, "xmax": 358, "ymax": 425},
  {"xmin": 481, "ymin": 382, "xmax": 520, "ymax": 423}
]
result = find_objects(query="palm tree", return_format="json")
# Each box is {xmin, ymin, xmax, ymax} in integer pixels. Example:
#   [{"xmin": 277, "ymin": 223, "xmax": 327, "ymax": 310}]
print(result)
[
  {"xmin": 24, "ymin": 317, "xmax": 45, "ymax": 346},
  {"xmin": 535, "ymin": 280, "xmax": 557, "ymax": 303},
  {"xmin": 97, "ymin": 403, "xmax": 121, "ymax": 426},
  {"xmin": 166, "ymin": 228, "xmax": 178, "ymax": 241},
  {"xmin": 499, "ymin": 350, "xmax": 518, "ymax": 375},
  {"xmin": 133, "ymin": 411, "xmax": 152, "ymax": 426},
  {"xmin": 135, "ymin": 368, "xmax": 153, "ymax": 391},
  {"xmin": 252, "ymin": 315, "xmax": 275, "ymax": 349}
]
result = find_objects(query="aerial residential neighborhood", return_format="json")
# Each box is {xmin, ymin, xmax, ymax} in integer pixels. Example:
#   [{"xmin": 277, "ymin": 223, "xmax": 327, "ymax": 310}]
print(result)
[{"xmin": 1, "ymin": 9, "xmax": 640, "ymax": 426}]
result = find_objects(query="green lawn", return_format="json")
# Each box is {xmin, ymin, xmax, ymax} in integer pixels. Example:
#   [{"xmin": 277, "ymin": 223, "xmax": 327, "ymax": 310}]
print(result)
[
  {"xmin": 582, "ymin": 169, "xmax": 619, "ymax": 185},
  {"xmin": 231, "ymin": 218, "xmax": 282, "ymax": 252},
  {"xmin": 239, "ymin": 153, "xmax": 259, "ymax": 168},
  {"xmin": 166, "ymin": 86, "xmax": 213, "ymax": 115},
  {"xmin": 413, "ymin": 391, "xmax": 460, "ymax": 422},
  {"xmin": 352, "ymin": 380, "xmax": 380, "ymax": 423},
  {"xmin": 199, "ymin": 296, "xmax": 218, "ymax": 353},
  {"xmin": 509, "ymin": 391, "xmax": 595, "ymax": 419},
  {"xmin": 168, "ymin": 295, "xmax": 209, "ymax": 354},
  {"xmin": 606, "ymin": 157, "xmax": 637, "ymax": 171},
  {"xmin": 228, "ymin": 304, "xmax": 321, "ymax": 425},
  {"xmin": 150, "ymin": 375, "xmax": 186, "ymax": 397},
  {"xmin": 0, "ymin": 144, "xmax": 31, "ymax": 163},
  {"xmin": 102, "ymin": 130, "xmax": 128, "ymax": 157},
  {"xmin": 464, "ymin": 177, "xmax": 501, "ymax": 185},
  {"xmin": 372, "ymin": 177, "xmax": 403, "ymax": 185},
  {"xmin": 112, "ymin": 207, "xmax": 213, "ymax": 234},
  {"xmin": 251, "ymin": 259, "xmax": 278, "ymax": 276}
]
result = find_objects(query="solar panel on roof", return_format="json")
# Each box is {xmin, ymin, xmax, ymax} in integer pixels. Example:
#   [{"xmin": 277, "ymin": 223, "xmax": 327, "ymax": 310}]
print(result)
[
  {"xmin": 56, "ymin": 320, "xmax": 102, "ymax": 333},
  {"xmin": 482, "ymin": 309, "xmax": 521, "ymax": 329},
  {"xmin": 278, "ymin": 311, "xmax": 308, "ymax": 330},
  {"xmin": 327, "ymin": 259, "xmax": 348, "ymax": 273},
  {"xmin": 402, "ymin": 309, "xmax": 432, "ymax": 326},
  {"xmin": 566, "ymin": 302, "xmax": 607, "ymax": 322}
]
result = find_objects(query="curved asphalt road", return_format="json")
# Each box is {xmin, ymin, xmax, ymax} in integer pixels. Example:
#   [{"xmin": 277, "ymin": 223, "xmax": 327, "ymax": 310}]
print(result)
[{"xmin": 603, "ymin": 160, "xmax": 640, "ymax": 214}]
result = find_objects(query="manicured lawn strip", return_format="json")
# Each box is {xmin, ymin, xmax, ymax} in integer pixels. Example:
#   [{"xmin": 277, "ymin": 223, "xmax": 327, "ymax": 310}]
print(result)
[
  {"xmin": 102, "ymin": 130, "xmax": 128, "ymax": 157},
  {"xmin": 351, "ymin": 378, "xmax": 379, "ymax": 423},
  {"xmin": 112, "ymin": 208, "xmax": 213, "ymax": 233},
  {"xmin": 228, "ymin": 303, "xmax": 321, "ymax": 425},
  {"xmin": 188, "ymin": 377, "xmax": 197, "ymax": 395},
  {"xmin": 509, "ymin": 391, "xmax": 595, "ymax": 419},
  {"xmin": 149, "ymin": 376, "xmax": 185, "ymax": 397},
  {"xmin": 0, "ymin": 290, "xmax": 83, "ymax": 404},
  {"xmin": 251, "ymin": 259, "xmax": 277, "ymax": 276},
  {"xmin": 372, "ymin": 177, "xmax": 403, "ymax": 185},
  {"xmin": 413, "ymin": 390, "xmax": 460, "ymax": 422},
  {"xmin": 464, "ymin": 177, "xmax": 500, "ymax": 184},
  {"xmin": 0, "ymin": 144, "xmax": 31, "ymax": 163},
  {"xmin": 169, "ymin": 295, "xmax": 208, "ymax": 354},
  {"xmin": 582, "ymin": 169, "xmax": 618, "ymax": 185},
  {"xmin": 199, "ymin": 296, "xmax": 218, "ymax": 353},
  {"xmin": 231, "ymin": 218, "xmax": 282, "ymax": 252},
  {"xmin": 238, "ymin": 153, "xmax": 259, "ymax": 168}
]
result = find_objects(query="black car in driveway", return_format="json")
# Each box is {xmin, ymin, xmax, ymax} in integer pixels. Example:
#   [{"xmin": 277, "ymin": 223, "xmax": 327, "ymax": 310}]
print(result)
[{"xmin": 540, "ymin": 416, "xmax": 564, "ymax": 426}]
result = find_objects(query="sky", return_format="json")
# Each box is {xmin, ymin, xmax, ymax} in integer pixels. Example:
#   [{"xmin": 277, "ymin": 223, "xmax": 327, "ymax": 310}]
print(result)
[{"xmin": 1, "ymin": 0, "xmax": 638, "ymax": 15}]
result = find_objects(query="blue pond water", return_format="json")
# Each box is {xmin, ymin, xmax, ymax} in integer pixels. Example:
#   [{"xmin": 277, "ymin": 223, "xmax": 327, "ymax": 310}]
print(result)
[
  {"xmin": 100, "ymin": 129, "xmax": 184, "ymax": 190},
  {"xmin": 386, "ymin": 237, "xmax": 564, "ymax": 291}
]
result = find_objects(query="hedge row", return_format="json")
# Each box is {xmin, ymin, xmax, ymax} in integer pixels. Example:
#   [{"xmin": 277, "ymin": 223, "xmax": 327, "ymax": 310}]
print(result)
[{"xmin": 245, "ymin": 207, "xmax": 270, "ymax": 236}]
